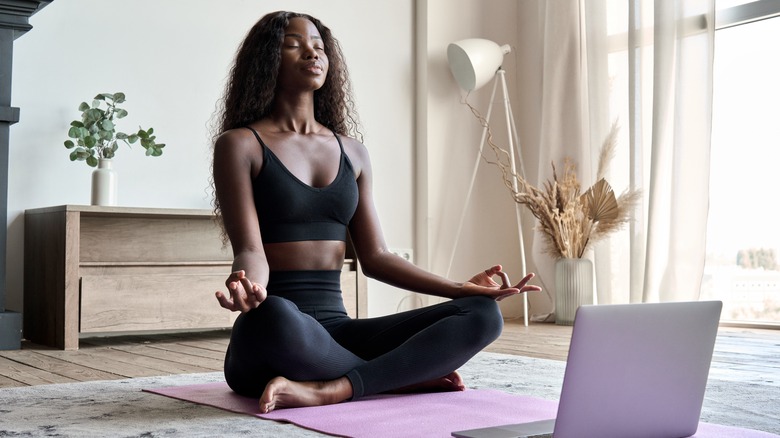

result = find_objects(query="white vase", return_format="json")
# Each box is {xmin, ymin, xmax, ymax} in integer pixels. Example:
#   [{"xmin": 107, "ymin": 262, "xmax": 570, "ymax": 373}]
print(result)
[
  {"xmin": 554, "ymin": 258, "xmax": 594, "ymax": 326},
  {"xmin": 91, "ymin": 158, "xmax": 117, "ymax": 206}
]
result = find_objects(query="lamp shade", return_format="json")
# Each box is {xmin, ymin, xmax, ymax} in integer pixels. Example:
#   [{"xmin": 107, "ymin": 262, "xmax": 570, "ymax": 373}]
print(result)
[{"xmin": 447, "ymin": 39, "xmax": 511, "ymax": 92}]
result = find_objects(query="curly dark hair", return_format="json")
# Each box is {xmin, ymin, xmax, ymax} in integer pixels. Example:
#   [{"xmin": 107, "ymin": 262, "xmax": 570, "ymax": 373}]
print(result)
[
  {"xmin": 214, "ymin": 10, "xmax": 362, "ymax": 137},
  {"xmin": 210, "ymin": 11, "xmax": 362, "ymax": 242}
]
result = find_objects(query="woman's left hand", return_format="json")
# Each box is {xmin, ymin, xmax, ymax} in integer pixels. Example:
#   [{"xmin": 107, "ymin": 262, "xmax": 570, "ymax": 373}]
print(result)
[{"xmin": 464, "ymin": 264, "xmax": 542, "ymax": 301}]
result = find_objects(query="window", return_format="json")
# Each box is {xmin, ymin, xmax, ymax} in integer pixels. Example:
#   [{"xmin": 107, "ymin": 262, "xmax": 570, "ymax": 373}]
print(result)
[{"xmin": 700, "ymin": 0, "xmax": 780, "ymax": 325}]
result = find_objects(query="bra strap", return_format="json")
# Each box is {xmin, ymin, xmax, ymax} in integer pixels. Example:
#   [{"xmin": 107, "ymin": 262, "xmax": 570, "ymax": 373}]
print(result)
[{"xmin": 245, "ymin": 126, "xmax": 266, "ymax": 148}]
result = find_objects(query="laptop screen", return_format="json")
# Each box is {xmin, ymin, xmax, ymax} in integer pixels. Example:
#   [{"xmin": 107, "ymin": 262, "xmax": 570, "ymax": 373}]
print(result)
[{"xmin": 553, "ymin": 301, "xmax": 722, "ymax": 438}]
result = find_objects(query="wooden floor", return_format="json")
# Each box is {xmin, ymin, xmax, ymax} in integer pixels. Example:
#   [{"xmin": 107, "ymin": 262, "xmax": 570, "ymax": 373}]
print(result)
[{"xmin": 1, "ymin": 322, "xmax": 778, "ymax": 389}]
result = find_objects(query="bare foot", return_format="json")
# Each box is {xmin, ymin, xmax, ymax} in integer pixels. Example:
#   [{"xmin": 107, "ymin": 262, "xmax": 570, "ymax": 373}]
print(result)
[
  {"xmin": 391, "ymin": 371, "xmax": 466, "ymax": 394},
  {"xmin": 259, "ymin": 376, "xmax": 353, "ymax": 413}
]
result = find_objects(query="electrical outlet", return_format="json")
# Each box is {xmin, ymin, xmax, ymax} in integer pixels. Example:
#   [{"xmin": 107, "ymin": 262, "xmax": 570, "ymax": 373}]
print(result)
[{"xmin": 389, "ymin": 248, "xmax": 414, "ymax": 263}]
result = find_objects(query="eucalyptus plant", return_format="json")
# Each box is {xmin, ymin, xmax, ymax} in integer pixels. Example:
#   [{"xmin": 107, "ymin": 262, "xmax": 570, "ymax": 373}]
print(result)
[{"xmin": 63, "ymin": 92, "xmax": 165, "ymax": 168}]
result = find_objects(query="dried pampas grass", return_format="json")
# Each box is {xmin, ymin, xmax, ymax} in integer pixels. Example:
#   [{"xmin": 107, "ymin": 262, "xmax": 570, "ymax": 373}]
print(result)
[{"xmin": 465, "ymin": 101, "xmax": 641, "ymax": 259}]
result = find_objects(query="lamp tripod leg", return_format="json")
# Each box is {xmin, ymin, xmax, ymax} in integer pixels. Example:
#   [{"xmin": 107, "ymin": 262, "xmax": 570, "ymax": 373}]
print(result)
[{"xmin": 497, "ymin": 69, "xmax": 528, "ymax": 327}]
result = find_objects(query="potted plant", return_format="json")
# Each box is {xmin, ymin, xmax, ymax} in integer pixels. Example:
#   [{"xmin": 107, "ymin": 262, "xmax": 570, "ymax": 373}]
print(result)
[
  {"xmin": 483, "ymin": 121, "xmax": 641, "ymax": 325},
  {"xmin": 63, "ymin": 92, "xmax": 165, "ymax": 205}
]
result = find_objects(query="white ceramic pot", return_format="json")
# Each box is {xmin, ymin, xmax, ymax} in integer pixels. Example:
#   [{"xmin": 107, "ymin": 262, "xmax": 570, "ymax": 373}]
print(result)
[
  {"xmin": 91, "ymin": 158, "xmax": 117, "ymax": 206},
  {"xmin": 554, "ymin": 258, "xmax": 594, "ymax": 325}
]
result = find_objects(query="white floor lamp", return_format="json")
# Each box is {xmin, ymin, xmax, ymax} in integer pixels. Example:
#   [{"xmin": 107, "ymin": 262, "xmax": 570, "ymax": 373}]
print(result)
[{"xmin": 446, "ymin": 39, "xmax": 529, "ymax": 326}]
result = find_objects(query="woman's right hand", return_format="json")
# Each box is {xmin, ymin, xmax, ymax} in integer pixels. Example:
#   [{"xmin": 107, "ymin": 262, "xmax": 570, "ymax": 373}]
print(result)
[{"xmin": 215, "ymin": 270, "xmax": 267, "ymax": 313}]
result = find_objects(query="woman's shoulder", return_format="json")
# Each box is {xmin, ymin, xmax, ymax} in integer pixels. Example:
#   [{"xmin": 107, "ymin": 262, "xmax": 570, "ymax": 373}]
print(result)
[
  {"xmin": 216, "ymin": 127, "xmax": 256, "ymax": 147},
  {"xmin": 214, "ymin": 127, "xmax": 264, "ymax": 170},
  {"xmin": 337, "ymin": 133, "xmax": 370, "ymax": 169},
  {"xmin": 215, "ymin": 127, "xmax": 263, "ymax": 155},
  {"xmin": 336, "ymin": 133, "xmax": 368, "ymax": 155}
]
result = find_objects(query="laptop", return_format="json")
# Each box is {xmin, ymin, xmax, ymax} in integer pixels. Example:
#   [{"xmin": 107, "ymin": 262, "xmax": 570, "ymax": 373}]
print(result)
[{"xmin": 452, "ymin": 300, "xmax": 722, "ymax": 438}]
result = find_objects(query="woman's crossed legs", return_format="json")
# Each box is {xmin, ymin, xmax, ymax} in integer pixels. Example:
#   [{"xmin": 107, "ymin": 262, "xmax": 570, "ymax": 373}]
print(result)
[{"xmin": 224, "ymin": 293, "xmax": 503, "ymax": 412}]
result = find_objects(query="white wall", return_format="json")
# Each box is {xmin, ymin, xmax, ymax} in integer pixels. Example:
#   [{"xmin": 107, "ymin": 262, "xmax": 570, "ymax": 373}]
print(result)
[
  {"xmin": 420, "ymin": 0, "xmax": 554, "ymax": 318},
  {"xmin": 9, "ymin": 0, "xmax": 415, "ymax": 317},
  {"xmin": 411, "ymin": 0, "xmax": 555, "ymax": 319}
]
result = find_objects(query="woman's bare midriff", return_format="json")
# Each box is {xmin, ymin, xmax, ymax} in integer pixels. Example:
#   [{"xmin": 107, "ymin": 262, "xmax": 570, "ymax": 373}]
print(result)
[{"xmin": 264, "ymin": 240, "xmax": 347, "ymax": 271}]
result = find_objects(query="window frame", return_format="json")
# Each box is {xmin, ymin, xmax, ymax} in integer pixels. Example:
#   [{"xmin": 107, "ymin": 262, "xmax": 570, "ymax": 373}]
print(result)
[
  {"xmin": 709, "ymin": 0, "xmax": 780, "ymax": 328},
  {"xmin": 716, "ymin": 0, "xmax": 780, "ymax": 30}
]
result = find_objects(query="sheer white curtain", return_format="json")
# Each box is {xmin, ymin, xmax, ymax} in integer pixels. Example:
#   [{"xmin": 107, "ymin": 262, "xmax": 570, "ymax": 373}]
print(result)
[
  {"xmin": 632, "ymin": 0, "xmax": 715, "ymax": 303},
  {"xmin": 527, "ymin": 1, "xmax": 593, "ymax": 320},
  {"xmin": 529, "ymin": 0, "xmax": 715, "ymax": 315}
]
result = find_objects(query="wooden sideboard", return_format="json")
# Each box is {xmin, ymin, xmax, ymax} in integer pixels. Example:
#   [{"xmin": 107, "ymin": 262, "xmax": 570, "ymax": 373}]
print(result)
[{"xmin": 23, "ymin": 205, "xmax": 367, "ymax": 350}]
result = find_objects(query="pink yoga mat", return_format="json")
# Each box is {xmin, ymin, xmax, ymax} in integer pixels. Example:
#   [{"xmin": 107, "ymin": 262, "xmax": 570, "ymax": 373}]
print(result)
[{"xmin": 145, "ymin": 382, "xmax": 778, "ymax": 438}]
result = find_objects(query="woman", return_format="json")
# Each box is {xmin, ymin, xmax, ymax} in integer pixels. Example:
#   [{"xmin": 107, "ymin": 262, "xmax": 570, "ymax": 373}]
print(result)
[{"xmin": 212, "ymin": 11, "xmax": 540, "ymax": 414}]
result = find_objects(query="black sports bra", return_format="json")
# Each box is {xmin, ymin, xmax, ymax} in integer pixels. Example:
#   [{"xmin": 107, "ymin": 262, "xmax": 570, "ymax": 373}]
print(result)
[{"xmin": 247, "ymin": 127, "xmax": 359, "ymax": 243}]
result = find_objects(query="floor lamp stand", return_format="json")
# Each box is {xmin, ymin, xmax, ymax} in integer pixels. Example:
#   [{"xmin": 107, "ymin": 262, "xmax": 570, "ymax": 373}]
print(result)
[{"xmin": 446, "ymin": 68, "xmax": 529, "ymax": 326}]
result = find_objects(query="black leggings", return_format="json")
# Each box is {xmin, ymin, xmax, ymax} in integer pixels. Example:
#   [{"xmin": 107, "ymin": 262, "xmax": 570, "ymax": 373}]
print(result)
[{"xmin": 223, "ymin": 270, "xmax": 503, "ymax": 399}]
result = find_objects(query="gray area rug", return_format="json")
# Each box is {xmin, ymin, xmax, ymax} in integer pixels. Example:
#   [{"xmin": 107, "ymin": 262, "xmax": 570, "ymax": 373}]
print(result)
[{"xmin": 0, "ymin": 352, "xmax": 777, "ymax": 437}]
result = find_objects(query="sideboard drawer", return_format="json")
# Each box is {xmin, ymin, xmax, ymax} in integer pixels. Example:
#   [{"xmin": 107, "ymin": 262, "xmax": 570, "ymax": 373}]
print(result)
[
  {"xmin": 78, "ymin": 215, "xmax": 230, "ymax": 263},
  {"xmin": 80, "ymin": 268, "xmax": 237, "ymax": 333}
]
